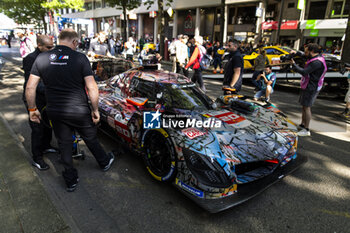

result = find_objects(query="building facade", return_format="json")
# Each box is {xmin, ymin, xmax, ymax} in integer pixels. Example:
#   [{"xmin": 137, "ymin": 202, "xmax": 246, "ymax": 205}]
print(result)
[{"xmin": 59, "ymin": 0, "xmax": 348, "ymax": 49}]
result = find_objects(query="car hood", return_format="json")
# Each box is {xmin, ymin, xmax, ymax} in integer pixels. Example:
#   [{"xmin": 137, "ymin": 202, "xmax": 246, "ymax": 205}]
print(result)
[{"xmin": 173, "ymin": 100, "xmax": 297, "ymax": 169}]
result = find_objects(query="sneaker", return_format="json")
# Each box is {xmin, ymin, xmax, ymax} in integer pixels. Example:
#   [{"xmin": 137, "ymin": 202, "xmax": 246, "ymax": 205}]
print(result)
[
  {"xmin": 32, "ymin": 159, "xmax": 50, "ymax": 170},
  {"xmin": 265, "ymin": 97, "xmax": 270, "ymax": 103},
  {"xmin": 102, "ymin": 152, "xmax": 115, "ymax": 172},
  {"xmin": 297, "ymin": 128, "xmax": 311, "ymax": 137},
  {"xmin": 220, "ymin": 70, "xmax": 224, "ymax": 74},
  {"xmin": 66, "ymin": 178, "xmax": 79, "ymax": 192},
  {"xmin": 213, "ymin": 70, "xmax": 217, "ymax": 74},
  {"xmin": 43, "ymin": 147, "xmax": 59, "ymax": 154}
]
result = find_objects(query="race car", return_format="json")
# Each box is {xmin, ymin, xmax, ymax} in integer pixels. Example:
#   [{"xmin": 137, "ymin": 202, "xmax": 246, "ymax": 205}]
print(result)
[
  {"xmin": 97, "ymin": 65, "xmax": 307, "ymax": 213},
  {"xmin": 89, "ymin": 55, "xmax": 135, "ymax": 81}
]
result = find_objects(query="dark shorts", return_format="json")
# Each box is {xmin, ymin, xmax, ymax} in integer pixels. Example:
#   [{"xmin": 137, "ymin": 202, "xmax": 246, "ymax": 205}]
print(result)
[{"xmin": 299, "ymin": 89, "xmax": 319, "ymax": 107}]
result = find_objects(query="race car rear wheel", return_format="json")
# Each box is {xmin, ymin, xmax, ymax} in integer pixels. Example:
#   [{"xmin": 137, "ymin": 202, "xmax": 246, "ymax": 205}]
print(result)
[{"xmin": 143, "ymin": 130, "xmax": 176, "ymax": 182}]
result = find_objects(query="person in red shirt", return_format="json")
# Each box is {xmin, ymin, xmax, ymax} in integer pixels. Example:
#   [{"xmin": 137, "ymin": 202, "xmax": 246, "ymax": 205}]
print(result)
[{"xmin": 185, "ymin": 36, "xmax": 206, "ymax": 92}]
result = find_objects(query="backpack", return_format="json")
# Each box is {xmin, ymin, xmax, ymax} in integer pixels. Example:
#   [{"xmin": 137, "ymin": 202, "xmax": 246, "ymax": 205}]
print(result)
[{"xmin": 198, "ymin": 45, "xmax": 212, "ymax": 70}]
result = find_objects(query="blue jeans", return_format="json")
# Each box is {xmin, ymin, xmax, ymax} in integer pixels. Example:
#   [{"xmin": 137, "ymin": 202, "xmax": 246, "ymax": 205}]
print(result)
[
  {"xmin": 213, "ymin": 57, "xmax": 222, "ymax": 69},
  {"xmin": 251, "ymin": 70, "xmax": 263, "ymax": 89}
]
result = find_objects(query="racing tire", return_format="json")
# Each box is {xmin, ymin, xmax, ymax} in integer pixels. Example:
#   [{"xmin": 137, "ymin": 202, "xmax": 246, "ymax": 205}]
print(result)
[{"xmin": 143, "ymin": 129, "xmax": 177, "ymax": 182}]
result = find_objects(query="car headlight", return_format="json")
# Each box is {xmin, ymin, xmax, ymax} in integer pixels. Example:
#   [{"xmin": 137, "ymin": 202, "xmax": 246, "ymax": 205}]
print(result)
[{"xmin": 183, "ymin": 149, "xmax": 232, "ymax": 188}]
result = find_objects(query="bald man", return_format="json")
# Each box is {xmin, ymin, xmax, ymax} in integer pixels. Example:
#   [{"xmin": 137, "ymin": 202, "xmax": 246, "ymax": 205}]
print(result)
[{"xmin": 23, "ymin": 35, "xmax": 57, "ymax": 171}]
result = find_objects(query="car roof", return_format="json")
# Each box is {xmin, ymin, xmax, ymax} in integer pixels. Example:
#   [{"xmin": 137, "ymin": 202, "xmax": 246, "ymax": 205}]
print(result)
[{"xmin": 130, "ymin": 69, "xmax": 192, "ymax": 85}]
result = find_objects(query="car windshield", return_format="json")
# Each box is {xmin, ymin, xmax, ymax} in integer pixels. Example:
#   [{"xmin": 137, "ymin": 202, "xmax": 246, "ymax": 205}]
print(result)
[
  {"xmin": 281, "ymin": 46, "xmax": 293, "ymax": 53},
  {"xmin": 163, "ymin": 83, "xmax": 212, "ymax": 110}
]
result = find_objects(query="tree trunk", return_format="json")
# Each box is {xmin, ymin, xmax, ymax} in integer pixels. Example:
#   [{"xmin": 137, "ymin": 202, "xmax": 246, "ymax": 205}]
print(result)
[
  {"xmin": 219, "ymin": 0, "xmax": 225, "ymax": 45},
  {"xmin": 42, "ymin": 14, "xmax": 48, "ymax": 34},
  {"xmin": 341, "ymin": 12, "xmax": 350, "ymax": 63},
  {"xmin": 157, "ymin": 0, "xmax": 165, "ymax": 57},
  {"xmin": 123, "ymin": 7, "xmax": 127, "ymax": 43}
]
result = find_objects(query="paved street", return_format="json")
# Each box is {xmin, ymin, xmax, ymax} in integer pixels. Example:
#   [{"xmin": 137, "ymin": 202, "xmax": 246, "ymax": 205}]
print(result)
[{"xmin": 0, "ymin": 46, "xmax": 350, "ymax": 233}]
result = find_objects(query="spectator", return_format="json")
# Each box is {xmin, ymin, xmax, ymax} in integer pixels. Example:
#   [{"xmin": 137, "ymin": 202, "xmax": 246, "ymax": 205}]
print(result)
[
  {"xmin": 17, "ymin": 31, "xmax": 35, "ymax": 58},
  {"xmin": 88, "ymin": 31, "xmax": 111, "ymax": 57},
  {"xmin": 109, "ymin": 36, "xmax": 116, "ymax": 56},
  {"xmin": 168, "ymin": 38, "xmax": 177, "ymax": 72},
  {"xmin": 115, "ymin": 37, "xmax": 122, "ymax": 55},
  {"xmin": 212, "ymin": 41, "xmax": 224, "ymax": 74},
  {"xmin": 222, "ymin": 40, "xmax": 244, "ymax": 94},
  {"xmin": 252, "ymin": 47, "xmax": 269, "ymax": 91},
  {"xmin": 124, "ymin": 36, "xmax": 136, "ymax": 61},
  {"xmin": 291, "ymin": 43, "xmax": 327, "ymax": 136},
  {"xmin": 5, "ymin": 33, "xmax": 12, "ymax": 48},
  {"xmin": 26, "ymin": 29, "xmax": 115, "ymax": 192},
  {"xmin": 185, "ymin": 36, "xmax": 206, "ymax": 92},
  {"xmin": 138, "ymin": 47, "xmax": 149, "ymax": 66},
  {"xmin": 175, "ymin": 35, "xmax": 189, "ymax": 77},
  {"xmin": 23, "ymin": 35, "xmax": 57, "ymax": 170},
  {"xmin": 253, "ymin": 65, "xmax": 276, "ymax": 102}
]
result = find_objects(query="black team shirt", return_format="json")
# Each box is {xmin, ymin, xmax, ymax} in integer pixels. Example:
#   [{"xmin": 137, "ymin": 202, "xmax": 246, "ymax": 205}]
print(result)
[{"xmin": 30, "ymin": 45, "xmax": 94, "ymax": 115}]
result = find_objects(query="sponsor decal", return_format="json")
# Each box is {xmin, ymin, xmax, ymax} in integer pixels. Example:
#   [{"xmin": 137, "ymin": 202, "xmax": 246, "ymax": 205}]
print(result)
[
  {"xmin": 58, "ymin": 55, "xmax": 69, "ymax": 60},
  {"xmin": 176, "ymin": 179, "xmax": 204, "ymax": 198},
  {"xmin": 49, "ymin": 54, "xmax": 57, "ymax": 61},
  {"xmin": 210, "ymin": 112, "xmax": 245, "ymax": 125},
  {"xmin": 143, "ymin": 110, "xmax": 161, "ymax": 129},
  {"xmin": 114, "ymin": 120, "xmax": 131, "ymax": 142},
  {"xmin": 182, "ymin": 128, "xmax": 205, "ymax": 139}
]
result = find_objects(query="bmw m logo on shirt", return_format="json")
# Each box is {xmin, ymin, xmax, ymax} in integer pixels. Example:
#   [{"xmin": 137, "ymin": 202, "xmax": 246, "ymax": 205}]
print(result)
[
  {"xmin": 143, "ymin": 111, "xmax": 161, "ymax": 129},
  {"xmin": 58, "ymin": 55, "xmax": 69, "ymax": 60},
  {"xmin": 49, "ymin": 54, "xmax": 57, "ymax": 61}
]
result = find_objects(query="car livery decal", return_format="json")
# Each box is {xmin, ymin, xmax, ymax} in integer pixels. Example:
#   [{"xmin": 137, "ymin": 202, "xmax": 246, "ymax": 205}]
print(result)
[
  {"xmin": 176, "ymin": 179, "xmax": 204, "ymax": 198},
  {"xmin": 182, "ymin": 128, "xmax": 205, "ymax": 139},
  {"xmin": 209, "ymin": 112, "xmax": 246, "ymax": 125}
]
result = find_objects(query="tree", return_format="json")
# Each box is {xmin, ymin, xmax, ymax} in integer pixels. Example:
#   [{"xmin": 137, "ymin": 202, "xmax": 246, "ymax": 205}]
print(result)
[
  {"xmin": 104, "ymin": 0, "xmax": 141, "ymax": 42},
  {"xmin": 0, "ymin": 0, "xmax": 48, "ymax": 33},
  {"xmin": 143, "ymin": 0, "xmax": 173, "ymax": 57},
  {"xmin": 219, "ymin": 0, "xmax": 225, "ymax": 45},
  {"xmin": 341, "ymin": 12, "xmax": 350, "ymax": 63},
  {"xmin": 42, "ymin": 0, "xmax": 85, "ymax": 35}
]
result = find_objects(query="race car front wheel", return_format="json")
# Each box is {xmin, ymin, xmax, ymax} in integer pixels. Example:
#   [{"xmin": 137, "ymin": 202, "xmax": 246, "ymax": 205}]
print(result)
[{"xmin": 143, "ymin": 130, "xmax": 177, "ymax": 182}]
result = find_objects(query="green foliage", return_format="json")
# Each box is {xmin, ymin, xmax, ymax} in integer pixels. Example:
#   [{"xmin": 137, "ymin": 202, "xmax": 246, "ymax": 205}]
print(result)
[
  {"xmin": 41, "ymin": 0, "xmax": 85, "ymax": 11},
  {"xmin": 143, "ymin": 0, "xmax": 173, "ymax": 10},
  {"xmin": 0, "ymin": 0, "xmax": 47, "ymax": 25},
  {"xmin": 104, "ymin": 0, "xmax": 141, "ymax": 11}
]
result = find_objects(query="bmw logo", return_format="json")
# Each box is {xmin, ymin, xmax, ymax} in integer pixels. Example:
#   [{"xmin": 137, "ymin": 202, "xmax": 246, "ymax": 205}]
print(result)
[{"xmin": 49, "ymin": 54, "xmax": 57, "ymax": 61}]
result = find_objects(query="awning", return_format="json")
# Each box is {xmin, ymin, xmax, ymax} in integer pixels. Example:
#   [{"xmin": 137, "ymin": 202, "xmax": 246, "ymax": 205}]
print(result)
[
  {"xmin": 261, "ymin": 20, "xmax": 298, "ymax": 30},
  {"xmin": 300, "ymin": 19, "xmax": 347, "ymax": 30}
]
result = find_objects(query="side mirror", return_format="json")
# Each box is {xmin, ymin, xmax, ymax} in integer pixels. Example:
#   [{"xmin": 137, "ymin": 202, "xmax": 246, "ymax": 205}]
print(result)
[{"xmin": 126, "ymin": 97, "xmax": 148, "ymax": 106}]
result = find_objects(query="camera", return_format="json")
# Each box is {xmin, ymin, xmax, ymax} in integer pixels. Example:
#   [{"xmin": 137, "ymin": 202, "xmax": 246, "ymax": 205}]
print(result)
[{"xmin": 280, "ymin": 51, "xmax": 304, "ymax": 62}]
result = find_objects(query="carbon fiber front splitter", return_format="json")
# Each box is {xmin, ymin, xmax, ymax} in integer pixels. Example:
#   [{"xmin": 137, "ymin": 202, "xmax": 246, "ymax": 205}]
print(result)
[{"xmin": 175, "ymin": 154, "xmax": 308, "ymax": 213}]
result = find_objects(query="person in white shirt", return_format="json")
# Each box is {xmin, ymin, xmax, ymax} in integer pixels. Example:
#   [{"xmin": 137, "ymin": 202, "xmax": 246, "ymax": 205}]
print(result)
[
  {"xmin": 175, "ymin": 35, "xmax": 189, "ymax": 77},
  {"xmin": 124, "ymin": 37, "xmax": 136, "ymax": 61}
]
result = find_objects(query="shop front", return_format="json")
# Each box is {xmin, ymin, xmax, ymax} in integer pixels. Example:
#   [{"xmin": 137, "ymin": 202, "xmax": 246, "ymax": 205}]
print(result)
[
  {"xmin": 261, "ymin": 20, "xmax": 299, "ymax": 46},
  {"xmin": 300, "ymin": 19, "xmax": 347, "ymax": 49}
]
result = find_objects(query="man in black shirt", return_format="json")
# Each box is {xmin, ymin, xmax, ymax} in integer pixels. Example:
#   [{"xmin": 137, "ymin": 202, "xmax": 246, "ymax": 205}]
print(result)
[
  {"xmin": 23, "ymin": 35, "xmax": 57, "ymax": 170},
  {"xmin": 223, "ymin": 40, "xmax": 243, "ymax": 94},
  {"xmin": 26, "ymin": 29, "xmax": 115, "ymax": 192}
]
